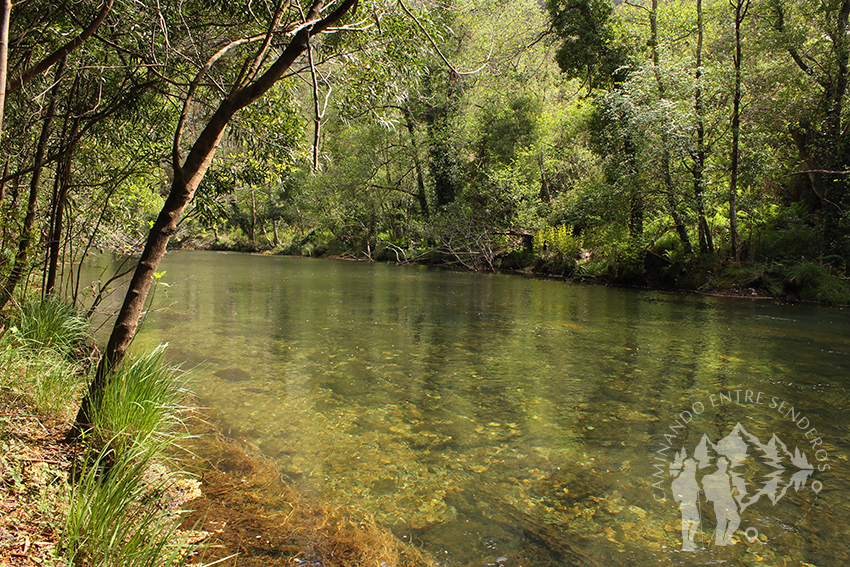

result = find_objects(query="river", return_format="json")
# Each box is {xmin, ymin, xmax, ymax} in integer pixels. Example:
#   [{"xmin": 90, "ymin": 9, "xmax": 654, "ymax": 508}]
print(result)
[{"xmin": 85, "ymin": 250, "xmax": 850, "ymax": 566}]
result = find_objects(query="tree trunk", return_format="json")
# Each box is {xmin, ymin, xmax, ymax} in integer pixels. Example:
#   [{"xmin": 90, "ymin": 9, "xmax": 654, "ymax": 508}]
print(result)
[
  {"xmin": 539, "ymin": 153, "xmax": 552, "ymax": 203},
  {"xmin": 624, "ymin": 135, "xmax": 643, "ymax": 238},
  {"xmin": 70, "ymin": 0, "xmax": 359, "ymax": 436},
  {"xmin": 0, "ymin": 0, "xmax": 10, "ymax": 142},
  {"xmin": 824, "ymin": 0, "xmax": 850, "ymax": 248},
  {"xmin": 249, "ymin": 187, "xmax": 256, "ymax": 243},
  {"xmin": 271, "ymin": 216, "xmax": 280, "ymax": 246},
  {"xmin": 402, "ymin": 105, "xmax": 429, "ymax": 218},
  {"xmin": 693, "ymin": 0, "xmax": 713, "ymax": 254},
  {"xmin": 46, "ymin": 121, "xmax": 78, "ymax": 295},
  {"xmin": 650, "ymin": 0, "xmax": 692, "ymax": 254},
  {"xmin": 0, "ymin": 160, "xmax": 7, "ymax": 204},
  {"xmin": 729, "ymin": 0, "xmax": 749, "ymax": 261},
  {"xmin": 0, "ymin": 59, "xmax": 65, "ymax": 310}
]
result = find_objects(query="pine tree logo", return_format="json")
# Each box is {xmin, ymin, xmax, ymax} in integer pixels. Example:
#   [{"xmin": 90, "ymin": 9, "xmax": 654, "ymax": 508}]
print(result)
[{"xmin": 669, "ymin": 423, "xmax": 818, "ymax": 551}]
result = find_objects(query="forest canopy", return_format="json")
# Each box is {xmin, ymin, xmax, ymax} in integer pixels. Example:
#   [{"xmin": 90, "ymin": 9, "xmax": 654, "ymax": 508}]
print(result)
[{"xmin": 1, "ymin": 0, "xmax": 849, "ymax": 308}]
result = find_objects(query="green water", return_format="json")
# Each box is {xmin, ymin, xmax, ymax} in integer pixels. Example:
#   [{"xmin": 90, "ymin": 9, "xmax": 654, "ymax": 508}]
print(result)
[{"xmin": 88, "ymin": 251, "xmax": 850, "ymax": 566}]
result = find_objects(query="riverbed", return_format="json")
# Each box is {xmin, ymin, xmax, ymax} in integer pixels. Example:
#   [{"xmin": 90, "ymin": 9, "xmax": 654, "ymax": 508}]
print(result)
[{"xmin": 86, "ymin": 250, "xmax": 850, "ymax": 566}]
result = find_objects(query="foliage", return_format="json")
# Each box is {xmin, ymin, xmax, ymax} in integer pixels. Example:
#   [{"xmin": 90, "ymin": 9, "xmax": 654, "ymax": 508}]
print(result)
[
  {"xmin": 546, "ymin": 0, "xmax": 632, "ymax": 88},
  {"xmin": 0, "ymin": 0, "xmax": 849, "ymax": 317},
  {"xmin": 787, "ymin": 262, "xmax": 850, "ymax": 305},
  {"xmin": 535, "ymin": 224, "xmax": 580, "ymax": 258}
]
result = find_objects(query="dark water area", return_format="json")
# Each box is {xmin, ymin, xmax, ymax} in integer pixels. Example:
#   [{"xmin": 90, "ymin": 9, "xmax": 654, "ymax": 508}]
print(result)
[{"xmin": 85, "ymin": 250, "xmax": 850, "ymax": 566}]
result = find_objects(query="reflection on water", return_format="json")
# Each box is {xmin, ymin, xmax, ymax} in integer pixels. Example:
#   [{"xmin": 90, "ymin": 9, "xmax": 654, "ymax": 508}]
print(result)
[{"xmin": 86, "ymin": 251, "xmax": 850, "ymax": 566}]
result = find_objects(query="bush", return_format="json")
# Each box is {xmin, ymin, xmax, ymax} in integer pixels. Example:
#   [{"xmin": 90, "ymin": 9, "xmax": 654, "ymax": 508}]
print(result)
[
  {"xmin": 534, "ymin": 224, "xmax": 580, "ymax": 258},
  {"xmin": 788, "ymin": 262, "xmax": 850, "ymax": 305}
]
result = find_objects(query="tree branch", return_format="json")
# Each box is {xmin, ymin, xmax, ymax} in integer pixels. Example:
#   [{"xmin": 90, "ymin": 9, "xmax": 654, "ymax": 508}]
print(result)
[
  {"xmin": 397, "ymin": 0, "xmax": 492, "ymax": 76},
  {"xmin": 7, "ymin": 0, "xmax": 115, "ymax": 93},
  {"xmin": 172, "ymin": 34, "xmax": 269, "ymax": 175}
]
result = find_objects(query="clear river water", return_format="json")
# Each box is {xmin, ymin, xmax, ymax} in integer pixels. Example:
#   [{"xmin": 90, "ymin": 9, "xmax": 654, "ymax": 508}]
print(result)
[{"xmin": 86, "ymin": 250, "xmax": 850, "ymax": 566}]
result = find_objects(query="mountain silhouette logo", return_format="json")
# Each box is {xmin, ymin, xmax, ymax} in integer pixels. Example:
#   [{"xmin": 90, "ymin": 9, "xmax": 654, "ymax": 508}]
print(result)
[{"xmin": 669, "ymin": 423, "xmax": 817, "ymax": 551}]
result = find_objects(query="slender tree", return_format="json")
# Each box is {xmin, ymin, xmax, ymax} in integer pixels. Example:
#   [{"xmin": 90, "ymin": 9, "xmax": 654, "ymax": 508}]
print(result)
[
  {"xmin": 0, "ymin": 0, "xmax": 10, "ymax": 142},
  {"xmin": 729, "ymin": 0, "xmax": 749, "ymax": 260},
  {"xmin": 71, "ymin": 0, "xmax": 360, "ymax": 435},
  {"xmin": 693, "ymin": 0, "xmax": 713, "ymax": 254},
  {"xmin": 650, "ymin": 0, "xmax": 693, "ymax": 255},
  {"xmin": 0, "ymin": 59, "xmax": 66, "ymax": 310}
]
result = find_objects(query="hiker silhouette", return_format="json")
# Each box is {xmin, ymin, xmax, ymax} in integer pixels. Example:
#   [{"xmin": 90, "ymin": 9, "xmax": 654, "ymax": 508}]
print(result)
[
  {"xmin": 701, "ymin": 456, "xmax": 740, "ymax": 546},
  {"xmin": 671, "ymin": 458, "xmax": 701, "ymax": 551}
]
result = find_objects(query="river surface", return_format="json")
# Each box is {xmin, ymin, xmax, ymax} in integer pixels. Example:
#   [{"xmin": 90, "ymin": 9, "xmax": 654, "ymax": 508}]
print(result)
[{"xmin": 85, "ymin": 250, "xmax": 850, "ymax": 566}]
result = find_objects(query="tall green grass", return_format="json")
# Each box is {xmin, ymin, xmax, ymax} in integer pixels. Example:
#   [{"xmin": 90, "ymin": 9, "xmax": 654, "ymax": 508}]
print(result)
[
  {"xmin": 13, "ymin": 296, "xmax": 90, "ymax": 357},
  {"xmin": 64, "ymin": 436, "xmax": 197, "ymax": 567},
  {"xmin": 1, "ymin": 297, "xmax": 208, "ymax": 565},
  {"xmin": 0, "ymin": 298, "xmax": 89, "ymax": 417},
  {"xmin": 88, "ymin": 345, "xmax": 191, "ymax": 453},
  {"xmin": 66, "ymin": 347, "xmax": 207, "ymax": 566}
]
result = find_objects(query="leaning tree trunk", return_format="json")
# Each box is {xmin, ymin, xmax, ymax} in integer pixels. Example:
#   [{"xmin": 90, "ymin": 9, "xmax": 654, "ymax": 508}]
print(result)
[{"xmin": 71, "ymin": 0, "xmax": 359, "ymax": 435}]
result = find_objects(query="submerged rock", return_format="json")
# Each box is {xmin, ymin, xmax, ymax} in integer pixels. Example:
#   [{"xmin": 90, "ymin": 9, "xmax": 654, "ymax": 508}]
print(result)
[{"xmin": 214, "ymin": 367, "xmax": 252, "ymax": 382}]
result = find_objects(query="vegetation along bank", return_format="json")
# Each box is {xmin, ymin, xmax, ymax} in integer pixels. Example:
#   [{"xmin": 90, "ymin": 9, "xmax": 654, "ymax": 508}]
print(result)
[
  {"xmin": 0, "ymin": 297, "xmax": 435, "ymax": 566},
  {"xmin": 2, "ymin": 0, "xmax": 849, "ymax": 318}
]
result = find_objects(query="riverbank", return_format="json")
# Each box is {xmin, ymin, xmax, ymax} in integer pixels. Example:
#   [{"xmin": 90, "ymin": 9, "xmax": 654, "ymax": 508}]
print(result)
[
  {"xmin": 0, "ymin": 298, "xmax": 206, "ymax": 566},
  {"xmin": 180, "ymin": 234, "xmax": 850, "ymax": 306},
  {"xmin": 0, "ymin": 297, "xmax": 434, "ymax": 567}
]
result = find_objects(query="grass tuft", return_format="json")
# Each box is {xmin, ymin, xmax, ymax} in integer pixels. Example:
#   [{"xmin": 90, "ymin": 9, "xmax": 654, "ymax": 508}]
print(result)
[
  {"xmin": 88, "ymin": 345, "xmax": 191, "ymax": 453},
  {"xmin": 0, "ymin": 298, "xmax": 89, "ymax": 418},
  {"xmin": 64, "ymin": 436, "xmax": 197, "ymax": 567},
  {"xmin": 12, "ymin": 297, "xmax": 90, "ymax": 358}
]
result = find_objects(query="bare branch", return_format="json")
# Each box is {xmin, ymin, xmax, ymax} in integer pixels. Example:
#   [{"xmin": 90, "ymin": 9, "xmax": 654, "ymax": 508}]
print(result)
[
  {"xmin": 787, "ymin": 169, "xmax": 850, "ymax": 176},
  {"xmin": 307, "ymin": 37, "xmax": 332, "ymax": 171}
]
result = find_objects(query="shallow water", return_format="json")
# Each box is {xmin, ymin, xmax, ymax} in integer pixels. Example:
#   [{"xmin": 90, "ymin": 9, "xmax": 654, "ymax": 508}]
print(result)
[{"xmin": 86, "ymin": 251, "xmax": 850, "ymax": 566}]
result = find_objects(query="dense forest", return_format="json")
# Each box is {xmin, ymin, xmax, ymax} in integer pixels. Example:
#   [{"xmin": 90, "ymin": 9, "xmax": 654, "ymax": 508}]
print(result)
[{"xmin": 1, "ymin": 0, "xmax": 849, "ymax": 311}]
